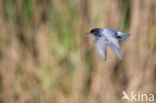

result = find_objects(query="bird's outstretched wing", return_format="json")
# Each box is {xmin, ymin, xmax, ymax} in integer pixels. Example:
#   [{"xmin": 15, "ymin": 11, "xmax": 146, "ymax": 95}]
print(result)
[
  {"xmin": 108, "ymin": 37, "xmax": 122, "ymax": 59},
  {"xmin": 101, "ymin": 30, "xmax": 122, "ymax": 59},
  {"xmin": 92, "ymin": 35, "xmax": 107, "ymax": 61}
]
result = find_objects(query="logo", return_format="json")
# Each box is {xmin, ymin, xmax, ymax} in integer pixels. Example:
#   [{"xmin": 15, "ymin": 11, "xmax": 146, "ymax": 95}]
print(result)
[{"xmin": 121, "ymin": 91, "xmax": 154, "ymax": 102}]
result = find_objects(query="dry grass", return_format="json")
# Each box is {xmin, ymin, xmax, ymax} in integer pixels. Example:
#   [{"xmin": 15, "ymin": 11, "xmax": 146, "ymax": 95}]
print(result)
[{"xmin": 0, "ymin": 0, "xmax": 156, "ymax": 103}]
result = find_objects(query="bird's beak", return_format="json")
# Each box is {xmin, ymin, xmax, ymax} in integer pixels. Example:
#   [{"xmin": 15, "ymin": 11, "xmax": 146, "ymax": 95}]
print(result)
[{"xmin": 86, "ymin": 32, "xmax": 91, "ymax": 35}]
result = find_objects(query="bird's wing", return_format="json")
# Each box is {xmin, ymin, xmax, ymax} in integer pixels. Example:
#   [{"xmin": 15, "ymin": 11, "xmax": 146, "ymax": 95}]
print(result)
[
  {"xmin": 108, "ymin": 37, "xmax": 122, "ymax": 59},
  {"xmin": 101, "ymin": 30, "xmax": 122, "ymax": 59},
  {"xmin": 104, "ymin": 28, "xmax": 118, "ymax": 37},
  {"xmin": 92, "ymin": 35, "xmax": 107, "ymax": 61}
]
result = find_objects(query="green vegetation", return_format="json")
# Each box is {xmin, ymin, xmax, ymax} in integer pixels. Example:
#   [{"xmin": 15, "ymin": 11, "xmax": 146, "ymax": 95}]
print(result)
[{"xmin": 0, "ymin": 0, "xmax": 156, "ymax": 103}]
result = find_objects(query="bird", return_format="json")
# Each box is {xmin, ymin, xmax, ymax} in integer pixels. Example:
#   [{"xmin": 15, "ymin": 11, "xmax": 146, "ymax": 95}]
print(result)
[{"xmin": 86, "ymin": 28, "xmax": 131, "ymax": 61}]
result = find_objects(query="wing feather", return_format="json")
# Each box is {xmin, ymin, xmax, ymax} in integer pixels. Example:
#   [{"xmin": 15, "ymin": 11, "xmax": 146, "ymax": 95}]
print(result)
[
  {"xmin": 92, "ymin": 35, "xmax": 107, "ymax": 61},
  {"xmin": 109, "ymin": 41, "xmax": 122, "ymax": 59},
  {"xmin": 101, "ymin": 30, "xmax": 122, "ymax": 59}
]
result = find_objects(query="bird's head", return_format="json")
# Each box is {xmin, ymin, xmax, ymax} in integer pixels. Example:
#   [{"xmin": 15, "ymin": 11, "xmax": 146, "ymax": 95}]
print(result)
[{"xmin": 86, "ymin": 28, "xmax": 101, "ymax": 36}]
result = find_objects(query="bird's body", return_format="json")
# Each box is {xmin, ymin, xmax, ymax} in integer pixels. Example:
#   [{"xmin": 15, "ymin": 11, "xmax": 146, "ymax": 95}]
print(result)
[{"xmin": 87, "ymin": 28, "xmax": 131, "ymax": 61}]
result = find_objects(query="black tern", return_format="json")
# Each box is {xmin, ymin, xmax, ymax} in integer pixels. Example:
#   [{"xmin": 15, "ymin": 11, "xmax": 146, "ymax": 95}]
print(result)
[{"xmin": 87, "ymin": 28, "xmax": 131, "ymax": 61}]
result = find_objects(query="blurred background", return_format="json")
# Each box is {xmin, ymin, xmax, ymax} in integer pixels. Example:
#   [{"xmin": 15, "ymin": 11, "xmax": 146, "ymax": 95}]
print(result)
[{"xmin": 0, "ymin": 0, "xmax": 156, "ymax": 103}]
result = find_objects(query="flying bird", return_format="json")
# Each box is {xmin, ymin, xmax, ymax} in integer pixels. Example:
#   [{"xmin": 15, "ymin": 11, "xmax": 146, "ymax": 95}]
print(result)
[{"xmin": 86, "ymin": 28, "xmax": 131, "ymax": 61}]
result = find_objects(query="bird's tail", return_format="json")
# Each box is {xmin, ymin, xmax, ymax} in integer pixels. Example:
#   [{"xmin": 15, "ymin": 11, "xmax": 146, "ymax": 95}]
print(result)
[{"xmin": 117, "ymin": 32, "xmax": 131, "ymax": 41}]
